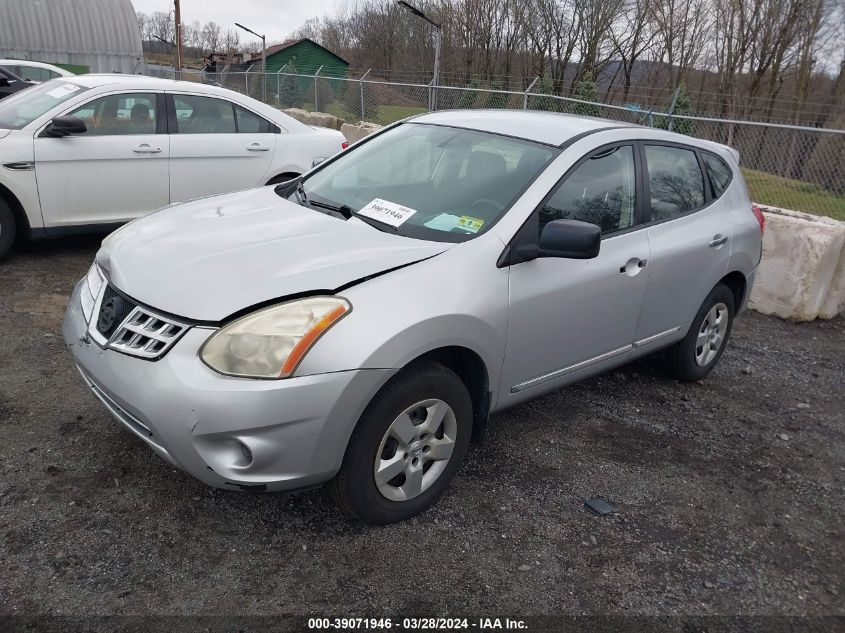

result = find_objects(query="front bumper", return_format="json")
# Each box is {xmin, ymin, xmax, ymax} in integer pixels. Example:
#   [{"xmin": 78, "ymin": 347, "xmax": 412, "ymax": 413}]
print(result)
[{"xmin": 63, "ymin": 279, "xmax": 393, "ymax": 492}]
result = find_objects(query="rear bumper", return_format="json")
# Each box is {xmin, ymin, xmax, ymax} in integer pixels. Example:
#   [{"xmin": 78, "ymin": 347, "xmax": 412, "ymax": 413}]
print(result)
[{"xmin": 63, "ymin": 279, "xmax": 393, "ymax": 492}]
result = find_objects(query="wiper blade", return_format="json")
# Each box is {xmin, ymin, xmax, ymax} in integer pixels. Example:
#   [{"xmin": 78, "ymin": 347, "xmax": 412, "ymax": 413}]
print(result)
[{"xmin": 308, "ymin": 198, "xmax": 353, "ymax": 220}]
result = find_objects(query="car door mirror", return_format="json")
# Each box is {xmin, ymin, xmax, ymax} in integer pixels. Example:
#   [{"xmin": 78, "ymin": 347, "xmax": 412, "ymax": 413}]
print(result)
[
  {"xmin": 42, "ymin": 116, "xmax": 87, "ymax": 138},
  {"xmin": 539, "ymin": 219, "xmax": 601, "ymax": 259}
]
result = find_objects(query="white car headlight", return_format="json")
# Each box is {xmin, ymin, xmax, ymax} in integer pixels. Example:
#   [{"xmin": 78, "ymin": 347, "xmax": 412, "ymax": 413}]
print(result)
[{"xmin": 200, "ymin": 296, "xmax": 351, "ymax": 379}]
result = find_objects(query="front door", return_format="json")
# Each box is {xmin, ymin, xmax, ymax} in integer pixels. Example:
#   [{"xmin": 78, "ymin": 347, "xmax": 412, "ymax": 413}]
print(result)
[
  {"xmin": 167, "ymin": 93, "xmax": 277, "ymax": 202},
  {"xmin": 501, "ymin": 144, "xmax": 651, "ymax": 402},
  {"xmin": 34, "ymin": 91, "xmax": 169, "ymax": 228}
]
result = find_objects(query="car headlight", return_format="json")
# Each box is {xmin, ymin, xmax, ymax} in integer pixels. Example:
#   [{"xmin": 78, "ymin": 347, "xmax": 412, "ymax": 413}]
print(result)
[
  {"xmin": 80, "ymin": 262, "xmax": 105, "ymax": 323},
  {"xmin": 200, "ymin": 296, "xmax": 351, "ymax": 379}
]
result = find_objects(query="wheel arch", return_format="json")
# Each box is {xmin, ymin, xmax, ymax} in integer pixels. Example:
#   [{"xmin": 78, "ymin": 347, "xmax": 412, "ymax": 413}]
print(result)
[
  {"xmin": 719, "ymin": 270, "xmax": 747, "ymax": 312},
  {"xmin": 265, "ymin": 170, "xmax": 302, "ymax": 186},
  {"xmin": 405, "ymin": 346, "xmax": 492, "ymax": 444},
  {"xmin": 0, "ymin": 182, "xmax": 31, "ymax": 240}
]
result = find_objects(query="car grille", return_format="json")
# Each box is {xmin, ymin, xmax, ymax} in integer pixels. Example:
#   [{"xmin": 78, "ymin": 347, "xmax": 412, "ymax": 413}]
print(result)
[{"xmin": 93, "ymin": 285, "xmax": 189, "ymax": 360}]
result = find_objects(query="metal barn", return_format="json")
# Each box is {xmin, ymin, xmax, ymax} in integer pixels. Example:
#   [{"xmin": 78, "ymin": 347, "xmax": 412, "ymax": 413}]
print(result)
[{"xmin": 0, "ymin": 0, "xmax": 143, "ymax": 74}]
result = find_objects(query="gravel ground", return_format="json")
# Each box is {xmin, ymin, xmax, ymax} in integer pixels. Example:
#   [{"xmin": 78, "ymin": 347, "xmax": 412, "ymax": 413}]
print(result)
[{"xmin": 0, "ymin": 236, "xmax": 843, "ymax": 621}]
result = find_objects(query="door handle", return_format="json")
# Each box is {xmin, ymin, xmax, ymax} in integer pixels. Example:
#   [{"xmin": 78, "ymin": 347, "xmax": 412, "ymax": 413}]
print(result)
[
  {"xmin": 247, "ymin": 144, "xmax": 270, "ymax": 152},
  {"xmin": 133, "ymin": 144, "xmax": 161, "ymax": 154},
  {"xmin": 619, "ymin": 257, "xmax": 648, "ymax": 276},
  {"xmin": 709, "ymin": 234, "xmax": 728, "ymax": 248}
]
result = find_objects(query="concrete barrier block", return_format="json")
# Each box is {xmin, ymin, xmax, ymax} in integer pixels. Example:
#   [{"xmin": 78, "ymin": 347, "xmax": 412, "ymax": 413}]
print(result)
[
  {"xmin": 748, "ymin": 206, "xmax": 845, "ymax": 321},
  {"xmin": 340, "ymin": 121, "xmax": 383, "ymax": 144},
  {"xmin": 282, "ymin": 108, "xmax": 344, "ymax": 131}
]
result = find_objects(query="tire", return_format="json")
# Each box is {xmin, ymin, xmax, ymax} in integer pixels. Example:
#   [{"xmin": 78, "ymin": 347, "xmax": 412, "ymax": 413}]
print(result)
[
  {"xmin": 664, "ymin": 283, "xmax": 735, "ymax": 382},
  {"xmin": 0, "ymin": 198, "xmax": 16, "ymax": 259},
  {"xmin": 330, "ymin": 360, "xmax": 473, "ymax": 524},
  {"xmin": 266, "ymin": 173, "xmax": 300, "ymax": 186}
]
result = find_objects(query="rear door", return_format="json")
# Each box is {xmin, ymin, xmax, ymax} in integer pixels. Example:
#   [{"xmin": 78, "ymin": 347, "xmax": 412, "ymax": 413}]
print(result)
[
  {"xmin": 634, "ymin": 142, "xmax": 732, "ymax": 347},
  {"xmin": 167, "ymin": 93, "xmax": 277, "ymax": 202},
  {"xmin": 34, "ymin": 91, "xmax": 170, "ymax": 227}
]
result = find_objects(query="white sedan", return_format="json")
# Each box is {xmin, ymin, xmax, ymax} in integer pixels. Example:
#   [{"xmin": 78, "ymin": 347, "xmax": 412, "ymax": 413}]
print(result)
[
  {"xmin": 0, "ymin": 74, "xmax": 347, "ymax": 256},
  {"xmin": 0, "ymin": 59, "xmax": 74, "ymax": 82}
]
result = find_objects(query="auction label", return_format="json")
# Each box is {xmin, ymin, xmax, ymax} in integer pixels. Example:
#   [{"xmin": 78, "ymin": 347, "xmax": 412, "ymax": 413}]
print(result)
[
  {"xmin": 307, "ymin": 617, "xmax": 527, "ymax": 630},
  {"xmin": 358, "ymin": 198, "xmax": 417, "ymax": 227}
]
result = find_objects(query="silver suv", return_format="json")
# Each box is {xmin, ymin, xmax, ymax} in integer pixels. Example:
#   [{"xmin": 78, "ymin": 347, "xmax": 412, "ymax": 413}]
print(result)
[{"xmin": 63, "ymin": 110, "xmax": 764, "ymax": 523}]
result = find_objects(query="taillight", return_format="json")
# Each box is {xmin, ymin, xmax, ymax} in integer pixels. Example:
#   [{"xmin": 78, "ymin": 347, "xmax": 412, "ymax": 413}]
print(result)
[
  {"xmin": 341, "ymin": 141, "xmax": 349, "ymax": 150},
  {"xmin": 751, "ymin": 205, "xmax": 765, "ymax": 235}
]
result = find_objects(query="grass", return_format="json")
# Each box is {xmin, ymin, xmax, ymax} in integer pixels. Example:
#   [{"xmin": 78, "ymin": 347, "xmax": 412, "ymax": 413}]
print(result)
[{"xmin": 742, "ymin": 168, "xmax": 845, "ymax": 222}]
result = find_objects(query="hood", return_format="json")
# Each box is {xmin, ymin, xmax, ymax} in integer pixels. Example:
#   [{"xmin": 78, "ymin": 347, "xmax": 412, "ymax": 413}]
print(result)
[{"xmin": 99, "ymin": 187, "xmax": 452, "ymax": 321}]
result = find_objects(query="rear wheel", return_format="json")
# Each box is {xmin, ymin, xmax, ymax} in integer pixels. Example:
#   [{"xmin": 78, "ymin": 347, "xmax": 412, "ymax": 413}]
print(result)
[
  {"xmin": 0, "ymin": 198, "xmax": 16, "ymax": 259},
  {"xmin": 330, "ymin": 361, "xmax": 473, "ymax": 524},
  {"xmin": 664, "ymin": 283, "xmax": 735, "ymax": 382}
]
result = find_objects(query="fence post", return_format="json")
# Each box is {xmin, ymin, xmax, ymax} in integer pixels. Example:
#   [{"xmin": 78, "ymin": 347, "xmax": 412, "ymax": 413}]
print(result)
[
  {"xmin": 314, "ymin": 65, "xmax": 324, "ymax": 112},
  {"xmin": 666, "ymin": 85, "xmax": 681, "ymax": 132},
  {"xmin": 523, "ymin": 76, "xmax": 539, "ymax": 110},
  {"xmin": 245, "ymin": 64, "xmax": 252, "ymax": 95},
  {"xmin": 276, "ymin": 63, "xmax": 288, "ymax": 107},
  {"xmin": 359, "ymin": 69, "xmax": 372, "ymax": 121},
  {"xmin": 427, "ymin": 79, "xmax": 434, "ymax": 112}
]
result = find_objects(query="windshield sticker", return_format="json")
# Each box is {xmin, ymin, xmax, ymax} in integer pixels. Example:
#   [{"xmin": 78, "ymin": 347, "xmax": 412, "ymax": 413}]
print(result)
[
  {"xmin": 424, "ymin": 213, "xmax": 461, "ymax": 231},
  {"xmin": 457, "ymin": 215, "xmax": 484, "ymax": 233},
  {"xmin": 358, "ymin": 198, "xmax": 417, "ymax": 228},
  {"xmin": 46, "ymin": 84, "xmax": 81, "ymax": 98}
]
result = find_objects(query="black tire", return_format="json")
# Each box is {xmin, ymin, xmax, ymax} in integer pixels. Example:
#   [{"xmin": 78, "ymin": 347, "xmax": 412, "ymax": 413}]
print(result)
[
  {"xmin": 664, "ymin": 283, "xmax": 735, "ymax": 382},
  {"xmin": 330, "ymin": 360, "xmax": 473, "ymax": 524},
  {"xmin": 266, "ymin": 173, "xmax": 300, "ymax": 186},
  {"xmin": 0, "ymin": 198, "xmax": 16, "ymax": 259}
]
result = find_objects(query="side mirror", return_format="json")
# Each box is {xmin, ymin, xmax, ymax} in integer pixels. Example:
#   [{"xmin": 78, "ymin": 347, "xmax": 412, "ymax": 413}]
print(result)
[
  {"xmin": 538, "ymin": 219, "xmax": 601, "ymax": 259},
  {"xmin": 42, "ymin": 116, "xmax": 87, "ymax": 138}
]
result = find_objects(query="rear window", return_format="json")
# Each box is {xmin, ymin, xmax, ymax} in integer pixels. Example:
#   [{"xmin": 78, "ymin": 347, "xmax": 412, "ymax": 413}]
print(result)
[
  {"xmin": 645, "ymin": 145, "xmax": 705, "ymax": 221},
  {"xmin": 702, "ymin": 153, "xmax": 733, "ymax": 198}
]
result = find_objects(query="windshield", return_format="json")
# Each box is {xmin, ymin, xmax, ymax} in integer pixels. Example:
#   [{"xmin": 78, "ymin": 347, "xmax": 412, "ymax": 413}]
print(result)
[
  {"xmin": 298, "ymin": 122, "xmax": 558, "ymax": 242},
  {"xmin": 0, "ymin": 80, "xmax": 88, "ymax": 130}
]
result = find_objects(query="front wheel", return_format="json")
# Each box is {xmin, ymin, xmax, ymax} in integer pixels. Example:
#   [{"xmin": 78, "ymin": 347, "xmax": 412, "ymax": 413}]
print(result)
[
  {"xmin": 330, "ymin": 361, "xmax": 473, "ymax": 524},
  {"xmin": 664, "ymin": 283, "xmax": 735, "ymax": 382}
]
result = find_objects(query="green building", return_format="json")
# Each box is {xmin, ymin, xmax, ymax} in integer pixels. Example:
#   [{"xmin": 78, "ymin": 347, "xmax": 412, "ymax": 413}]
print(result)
[{"xmin": 255, "ymin": 39, "xmax": 349, "ymax": 78}]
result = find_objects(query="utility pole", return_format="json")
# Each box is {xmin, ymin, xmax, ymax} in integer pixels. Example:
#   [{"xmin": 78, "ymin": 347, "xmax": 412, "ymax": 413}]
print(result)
[
  {"xmin": 235, "ymin": 22, "xmax": 267, "ymax": 102},
  {"xmin": 174, "ymin": 0, "xmax": 183, "ymax": 78},
  {"xmin": 397, "ymin": 1, "xmax": 441, "ymax": 110}
]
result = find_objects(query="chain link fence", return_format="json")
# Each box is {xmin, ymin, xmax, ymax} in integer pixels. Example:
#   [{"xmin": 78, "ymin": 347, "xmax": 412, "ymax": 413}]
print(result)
[{"xmin": 164, "ymin": 67, "xmax": 845, "ymax": 221}]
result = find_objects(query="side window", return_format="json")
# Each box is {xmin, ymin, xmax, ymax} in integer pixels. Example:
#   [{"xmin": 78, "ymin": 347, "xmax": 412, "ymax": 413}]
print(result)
[
  {"xmin": 645, "ymin": 145, "xmax": 705, "ymax": 221},
  {"xmin": 234, "ymin": 105, "xmax": 273, "ymax": 133},
  {"xmin": 66, "ymin": 93, "xmax": 158, "ymax": 136},
  {"xmin": 702, "ymin": 153, "xmax": 733, "ymax": 198},
  {"xmin": 174, "ymin": 95, "xmax": 236, "ymax": 134},
  {"xmin": 540, "ymin": 145, "xmax": 637, "ymax": 235}
]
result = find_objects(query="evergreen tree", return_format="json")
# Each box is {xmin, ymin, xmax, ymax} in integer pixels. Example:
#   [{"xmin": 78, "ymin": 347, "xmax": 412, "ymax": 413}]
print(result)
[
  {"xmin": 485, "ymin": 80, "xmax": 508, "ymax": 109},
  {"xmin": 278, "ymin": 60, "xmax": 302, "ymax": 108},
  {"xmin": 458, "ymin": 78, "xmax": 481, "ymax": 109},
  {"xmin": 570, "ymin": 71, "xmax": 600, "ymax": 118},
  {"xmin": 529, "ymin": 74, "xmax": 558, "ymax": 112},
  {"xmin": 657, "ymin": 83, "xmax": 696, "ymax": 136}
]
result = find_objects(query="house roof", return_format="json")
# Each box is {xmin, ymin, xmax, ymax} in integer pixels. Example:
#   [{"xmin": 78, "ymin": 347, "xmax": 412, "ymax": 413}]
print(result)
[{"xmin": 253, "ymin": 38, "xmax": 349, "ymax": 66}]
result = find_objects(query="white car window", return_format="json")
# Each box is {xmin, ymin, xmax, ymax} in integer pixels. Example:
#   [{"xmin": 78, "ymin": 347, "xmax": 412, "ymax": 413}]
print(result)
[
  {"xmin": 66, "ymin": 93, "xmax": 158, "ymax": 136},
  {"xmin": 173, "ymin": 95, "xmax": 236, "ymax": 134}
]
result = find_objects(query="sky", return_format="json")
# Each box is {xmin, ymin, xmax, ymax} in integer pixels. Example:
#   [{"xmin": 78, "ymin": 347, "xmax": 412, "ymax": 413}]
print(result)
[{"xmin": 131, "ymin": 0, "xmax": 339, "ymax": 44}]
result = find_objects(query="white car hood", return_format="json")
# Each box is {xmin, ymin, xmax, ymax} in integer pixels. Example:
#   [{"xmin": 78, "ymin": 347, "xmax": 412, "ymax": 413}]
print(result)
[{"xmin": 98, "ymin": 187, "xmax": 452, "ymax": 321}]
